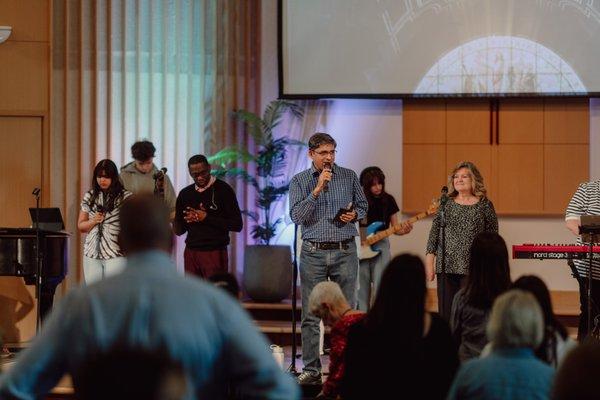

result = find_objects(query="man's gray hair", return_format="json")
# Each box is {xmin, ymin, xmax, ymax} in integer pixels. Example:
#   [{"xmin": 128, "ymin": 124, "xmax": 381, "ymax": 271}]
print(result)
[
  {"xmin": 308, "ymin": 281, "xmax": 347, "ymax": 319},
  {"xmin": 487, "ymin": 289, "xmax": 544, "ymax": 350}
]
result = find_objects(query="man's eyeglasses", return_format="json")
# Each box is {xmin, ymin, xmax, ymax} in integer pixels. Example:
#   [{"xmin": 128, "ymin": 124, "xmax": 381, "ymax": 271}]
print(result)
[
  {"xmin": 313, "ymin": 150, "xmax": 337, "ymax": 157},
  {"xmin": 191, "ymin": 169, "xmax": 211, "ymax": 178}
]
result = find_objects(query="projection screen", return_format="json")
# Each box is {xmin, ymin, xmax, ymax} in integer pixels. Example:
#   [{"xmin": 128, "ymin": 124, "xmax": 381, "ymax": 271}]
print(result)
[{"xmin": 279, "ymin": 0, "xmax": 600, "ymax": 97}]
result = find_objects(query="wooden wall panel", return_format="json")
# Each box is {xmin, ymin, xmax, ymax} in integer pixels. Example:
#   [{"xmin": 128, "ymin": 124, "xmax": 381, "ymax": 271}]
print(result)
[
  {"xmin": 403, "ymin": 144, "xmax": 446, "ymax": 212},
  {"xmin": 0, "ymin": 0, "xmax": 49, "ymax": 42},
  {"xmin": 545, "ymin": 144, "xmax": 589, "ymax": 213},
  {"xmin": 0, "ymin": 41, "xmax": 48, "ymax": 111},
  {"xmin": 544, "ymin": 98, "xmax": 589, "ymax": 144},
  {"xmin": 447, "ymin": 100, "xmax": 490, "ymax": 144},
  {"xmin": 403, "ymin": 100, "xmax": 446, "ymax": 144},
  {"xmin": 404, "ymin": 99, "xmax": 588, "ymax": 215},
  {"xmin": 498, "ymin": 99, "xmax": 544, "ymax": 144},
  {"xmin": 0, "ymin": 117, "xmax": 42, "ymax": 226},
  {"xmin": 0, "ymin": 0, "xmax": 50, "ymax": 345},
  {"xmin": 496, "ymin": 145, "xmax": 544, "ymax": 213}
]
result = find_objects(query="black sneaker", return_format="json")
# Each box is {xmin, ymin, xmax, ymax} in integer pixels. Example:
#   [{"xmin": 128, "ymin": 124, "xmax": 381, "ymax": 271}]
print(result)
[{"xmin": 296, "ymin": 371, "xmax": 322, "ymax": 385}]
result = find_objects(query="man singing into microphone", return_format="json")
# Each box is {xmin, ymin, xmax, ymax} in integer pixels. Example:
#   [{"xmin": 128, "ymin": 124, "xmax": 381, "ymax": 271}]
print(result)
[{"xmin": 289, "ymin": 132, "xmax": 368, "ymax": 385}]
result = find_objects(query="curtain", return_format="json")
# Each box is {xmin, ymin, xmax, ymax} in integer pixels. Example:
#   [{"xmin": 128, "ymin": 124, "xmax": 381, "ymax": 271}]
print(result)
[
  {"xmin": 270, "ymin": 100, "xmax": 330, "ymax": 246},
  {"xmin": 52, "ymin": 0, "xmax": 260, "ymax": 290}
]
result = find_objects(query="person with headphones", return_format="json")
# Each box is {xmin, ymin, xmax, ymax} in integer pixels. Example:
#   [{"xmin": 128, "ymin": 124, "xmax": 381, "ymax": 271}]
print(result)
[
  {"xmin": 357, "ymin": 166, "xmax": 412, "ymax": 311},
  {"xmin": 173, "ymin": 155, "xmax": 243, "ymax": 279}
]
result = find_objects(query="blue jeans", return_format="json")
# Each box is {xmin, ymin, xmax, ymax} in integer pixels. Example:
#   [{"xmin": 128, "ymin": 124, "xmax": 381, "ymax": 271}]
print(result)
[
  {"xmin": 357, "ymin": 237, "xmax": 391, "ymax": 311},
  {"xmin": 300, "ymin": 240, "xmax": 359, "ymax": 374},
  {"xmin": 83, "ymin": 256, "xmax": 126, "ymax": 285}
]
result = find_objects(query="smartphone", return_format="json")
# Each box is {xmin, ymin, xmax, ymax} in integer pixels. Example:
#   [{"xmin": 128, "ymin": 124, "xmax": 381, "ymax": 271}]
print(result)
[{"xmin": 334, "ymin": 202, "xmax": 354, "ymax": 222}]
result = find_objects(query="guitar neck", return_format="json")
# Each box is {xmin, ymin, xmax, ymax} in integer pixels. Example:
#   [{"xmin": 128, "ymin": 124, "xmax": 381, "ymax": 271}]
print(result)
[{"xmin": 365, "ymin": 211, "xmax": 430, "ymax": 245}]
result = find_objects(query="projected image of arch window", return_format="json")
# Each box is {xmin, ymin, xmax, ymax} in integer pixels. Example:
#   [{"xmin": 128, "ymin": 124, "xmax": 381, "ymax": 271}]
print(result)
[{"xmin": 415, "ymin": 36, "xmax": 586, "ymax": 95}]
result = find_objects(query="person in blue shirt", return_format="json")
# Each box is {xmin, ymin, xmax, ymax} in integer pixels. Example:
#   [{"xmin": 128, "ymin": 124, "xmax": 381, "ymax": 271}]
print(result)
[
  {"xmin": 289, "ymin": 132, "xmax": 368, "ymax": 385},
  {"xmin": 0, "ymin": 194, "xmax": 298, "ymax": 400},
  {"xmin": 447, "ymin": 289, "xmax": 554, "ymax": 400}
]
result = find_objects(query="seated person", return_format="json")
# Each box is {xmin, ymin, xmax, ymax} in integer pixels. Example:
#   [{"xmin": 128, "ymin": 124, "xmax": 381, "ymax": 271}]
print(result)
[
  {"xmin": 308, "ymin": 281, "xmax": 365, "ymax": 399},
  {"xmin": 552, "ymin": 338, "xmax": 598, "ymax": 400},
  {"xmin": 0, "ymin": 195, "xmax": 298, "ymax": 399},
  {"xmin": 209, "ymin": 272, "xmax": 241, "ymax": 299},
  {"xmin": 342, "ymin": 254, "xmax": 459, "ymax": 400},
  {"xmin": 447, "ymin": 289, "xmax": 554, "ymax": 400},
  {"xmin": 511, "ymin": 275, "xmax": 576, "ymax": 368},
  {"xmin": 75, "ymin": 346, "xmax": 188, "ymax": 400},
  {"xmin": 450, "ymin": 232, "xmax": 511, "ymax": 361}
]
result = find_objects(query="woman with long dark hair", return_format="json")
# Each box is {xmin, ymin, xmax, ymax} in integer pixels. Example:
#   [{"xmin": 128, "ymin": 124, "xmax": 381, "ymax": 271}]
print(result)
[
  {"xmin": 342, "ymin": 254, "xmax": 458, "ymax": 399},
  {"xmin": 450, "ymin": 232, "xmax": 512, "ymax": 361},
  {"xmin": 357, "ymin": 166, "xmax": 412, "ymax": 311},
  {"xmin": 512, "ymin": 275, "xmax": 576, "ymax": 367},
  {"xmin": 78, "ymin": 159, "xmax": 132, "ymax": 284}
]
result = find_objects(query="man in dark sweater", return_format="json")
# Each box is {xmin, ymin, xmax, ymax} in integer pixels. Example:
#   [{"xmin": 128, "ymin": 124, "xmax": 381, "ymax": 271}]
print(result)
[{"xmin": 174, "ymin": 155, "xmax": 243, "ymax": 278}]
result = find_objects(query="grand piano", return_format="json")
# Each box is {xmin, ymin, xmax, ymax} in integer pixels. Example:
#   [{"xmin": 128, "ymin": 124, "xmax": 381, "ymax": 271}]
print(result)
[{"xmin": 0, "ymin": 227, "xmax": 69, "ymax": 321}]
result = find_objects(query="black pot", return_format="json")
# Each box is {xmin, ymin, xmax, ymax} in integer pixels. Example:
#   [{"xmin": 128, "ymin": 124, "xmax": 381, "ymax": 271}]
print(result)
[{"xmin": 243, "ymin": 244, "xmax": 292, "ymax": 302}]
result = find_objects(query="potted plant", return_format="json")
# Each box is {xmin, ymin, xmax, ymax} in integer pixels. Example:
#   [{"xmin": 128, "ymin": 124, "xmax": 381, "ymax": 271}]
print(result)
[{"xmin": 209, "ymin": 99, "xmax": 304, "ymax": 302}]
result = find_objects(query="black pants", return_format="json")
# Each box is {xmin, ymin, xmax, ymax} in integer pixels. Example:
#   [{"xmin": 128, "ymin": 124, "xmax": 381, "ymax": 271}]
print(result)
[
  {"xmin": 437, "ymin": 273, "xmax": 465, "ymax": 322},
  {"xmin": 577, "ymin": 277, "xmax": 600, "ymax": 341}
]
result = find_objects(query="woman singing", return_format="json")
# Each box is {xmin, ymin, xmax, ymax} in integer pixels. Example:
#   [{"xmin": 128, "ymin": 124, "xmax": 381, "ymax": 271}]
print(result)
[
  {"xmin": 78, "ymin": 159, "xmax": 132, "ymax": 284},
  {"xmin": 426, "ymin": 161, "xmax": 498, "ymax": 321}
]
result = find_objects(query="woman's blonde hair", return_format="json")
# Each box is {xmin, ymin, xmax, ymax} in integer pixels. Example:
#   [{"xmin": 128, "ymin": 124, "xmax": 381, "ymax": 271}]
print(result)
[{"xmin": 448, "ymin": 161, "xmax": 487, "ymax": 198}]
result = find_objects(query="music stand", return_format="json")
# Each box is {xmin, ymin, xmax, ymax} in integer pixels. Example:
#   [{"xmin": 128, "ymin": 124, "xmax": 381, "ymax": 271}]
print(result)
[
  {"xmin": 579, "ymin": 215, "xmax": 600, "ymax": 336},
  {"xmin": 29, "ymin": 206, "xmax": 65, "ymax": 332},
  {"xmin": 29, "ymin": 208, "xmax": 65, "ymax": 232}
]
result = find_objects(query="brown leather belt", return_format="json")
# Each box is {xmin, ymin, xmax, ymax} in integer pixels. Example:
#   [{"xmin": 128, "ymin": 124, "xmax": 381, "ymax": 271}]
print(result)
[{"xmin": 307, "ymin": 238, "xmax": 353, "ymax": 250}]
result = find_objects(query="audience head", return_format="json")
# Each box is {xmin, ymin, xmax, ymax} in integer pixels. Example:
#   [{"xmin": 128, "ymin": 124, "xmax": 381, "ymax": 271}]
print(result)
[
  {"xmin": 512, "ymin": 275, "xmax": 565, "ymax": 336},
  {"xmin": 209, "ymin": 273, "xmax": 241, "ymax": 299},
  {"xmin": 118, "ymin": 194, "xmax": 172, "ymax": 255},
  {"xmin": 368, "ymin": 254, "xmax": 426, "ymax": 339},
  {"xmin": 309, "ymin": 281, "xmax": 351, "ymax": 326},
  {"xmin": 552, "ymin": 338, "xmax": 600, "ymax": 400},
  {"xmin": 512, "ymin": 275, "xmax": 568, "ymax": 365},
  {"xmin": 487, "ymin": 289, "xmax": 544, "ymax": 351},
  {"xmin": 75, "ymin": 346, "xmax": 188, "ymax": 400},
  {"xmin": 465, "ymin": 231, "xmax": 511, "ymax": 309},
  {"xmin": 131, "ymin": 140, "xmax": 156, "ymax": 174}
]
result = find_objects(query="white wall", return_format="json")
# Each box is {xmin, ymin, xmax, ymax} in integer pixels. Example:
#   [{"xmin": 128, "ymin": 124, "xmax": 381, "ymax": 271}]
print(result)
[{"xmin": 261, "ymin": 1, "xmax": 600, "ymax": 291}]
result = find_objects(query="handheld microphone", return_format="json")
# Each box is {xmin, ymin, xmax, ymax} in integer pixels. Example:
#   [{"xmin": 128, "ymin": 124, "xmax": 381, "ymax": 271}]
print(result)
[
  {"xmin": 153, "ymin": 167, "xmax": 168, "ymax": 179},
  {"xmin": 32, "ymin": 188, "xmax": 41, "ymax": 197},
  {"xmin": 323, "ymin": 162, "xmax": 332, "ymax": 192}
]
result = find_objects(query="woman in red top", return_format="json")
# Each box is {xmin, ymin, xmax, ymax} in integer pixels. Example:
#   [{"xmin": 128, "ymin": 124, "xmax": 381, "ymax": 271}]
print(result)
[{"xmin": 308, "ymin": 281, "xmax": 365, "ymax": 398}]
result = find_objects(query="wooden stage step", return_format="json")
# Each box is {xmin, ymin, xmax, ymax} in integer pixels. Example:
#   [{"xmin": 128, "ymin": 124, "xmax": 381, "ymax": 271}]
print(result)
[{"xmin": 246, "ymin": 289, "xmax": 581, "ymax": 344}]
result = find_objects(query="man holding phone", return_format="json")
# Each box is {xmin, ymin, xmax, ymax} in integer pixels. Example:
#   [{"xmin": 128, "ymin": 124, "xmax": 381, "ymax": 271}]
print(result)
[
  {"xmin": 289, "ymin": 132, "xmax": 368, "ymax": 385},
  {"xmin": 173, "ymin": 155, "xmax": 243, "ymax": 279}
]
